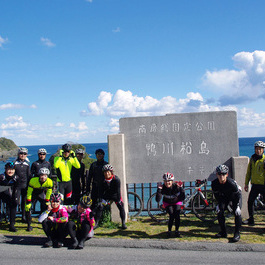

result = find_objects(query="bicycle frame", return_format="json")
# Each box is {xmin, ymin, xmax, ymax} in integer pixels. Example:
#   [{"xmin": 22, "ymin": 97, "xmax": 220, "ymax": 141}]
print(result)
[{"xmin": 182, "ymin": 179, "xmax": 209, "ymax": 210}]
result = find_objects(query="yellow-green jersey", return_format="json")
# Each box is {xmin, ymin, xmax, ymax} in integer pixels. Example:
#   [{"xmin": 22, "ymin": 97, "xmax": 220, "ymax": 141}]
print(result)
[
  {"xmin": 26, "ymin": 177, "xmax": 53, "ymax": 203},
  {"xmin": 245, "ymin": 154, "xmax": 265, "ymax": 186}
]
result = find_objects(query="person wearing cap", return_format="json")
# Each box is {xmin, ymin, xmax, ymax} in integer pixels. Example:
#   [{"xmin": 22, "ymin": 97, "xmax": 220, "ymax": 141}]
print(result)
[
  {"xmin": 25, "ymin": 167, "xmax": 53, "ymax": 231},
  {"xmin": 0, "ymin": 162, "xmax": 19, "ymax": 232},
  {"xmin": 243, "ymin": 140, "xmax": 265, "ymax": 225},
  {"xmin": 71, "ymin": 149, "xmax": 86, "ymax": 204},
  {"xmin": 14, "ymin": 147, "xmax": 31, "ymax": 222},
  {"xmin": 211, "ymin": 164, "xmax": 242, "ymax": 242},
  {"xmin": 54, "ymin": 143, "xmax": 80, "ymax": 205},
  {"xmin": 86, "ymin": 148, "xmax": 108, "ymax": 209},
  {"xmin": 31, "ymin": 148, "xmax": 51, "ymax": 178},
  {"xmin": 66, "ymin": 195, "xmax": 95, "ymax": 249}
]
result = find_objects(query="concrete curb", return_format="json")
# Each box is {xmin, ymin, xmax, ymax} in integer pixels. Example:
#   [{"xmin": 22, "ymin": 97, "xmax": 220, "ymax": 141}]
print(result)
[{"xmin": 0, "ymin": 235, "xmax": 265, "ymax": 252}]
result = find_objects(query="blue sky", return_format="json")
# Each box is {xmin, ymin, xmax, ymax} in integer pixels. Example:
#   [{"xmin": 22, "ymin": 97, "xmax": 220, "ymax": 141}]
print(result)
[{"xmin": 1, "ymin": 0, "xmax": 265, "ymax": 146}]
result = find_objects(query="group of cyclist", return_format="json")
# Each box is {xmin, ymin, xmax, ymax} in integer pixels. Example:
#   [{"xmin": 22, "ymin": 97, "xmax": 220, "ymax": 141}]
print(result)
[
  {"xmin": 0, "ymin": 140, "xmax": 265, "ymax": 245},
  {"xmin": 156, "ymin": 140, "xmax": 265, "ymax": 243},
  {"xmin": 0, "ymin": 143, "xmax": 127, "ymax": 248}
]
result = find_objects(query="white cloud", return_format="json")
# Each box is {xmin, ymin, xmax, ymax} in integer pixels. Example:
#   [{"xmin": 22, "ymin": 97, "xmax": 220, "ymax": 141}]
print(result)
[
  {"xmin": 1, "ymin": 116, "xmax": 29, "ymax": 130},
  {"xmin": 55, "ymin": 122, "xmax": 64, "ymax": 127},
  {"xmin": 202, "ymin": 50, "xmax": 265, "ymax": 105},
  {"xmin": 40, "ymin": 37, "xmax": 56, "ymax": 47},
  {"xmin": 0, "ymin": 103, "xmax": 37, "ymax": 110},
  {"xmin": 77, "ymin": 122, "xmax": 88, "ymax": 131},
  {"xmin": 0, "ymin": 35, "xmax": 8, "ymax": 48},
  {"xmin": 84, "ymin": 89, "xmax": 265, "ymax": 136},
  {"xmin": 85, "ymin": 91, "xmax": 113, "ymax": 116},
  {"xmin": 70, "ymin": 123, "xmax": 75, "ymax": 128}
]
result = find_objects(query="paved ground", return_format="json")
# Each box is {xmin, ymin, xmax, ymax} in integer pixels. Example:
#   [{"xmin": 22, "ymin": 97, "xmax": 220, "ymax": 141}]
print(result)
[{"xmin": 1, "ymin": 234, "xmax": 265, "ymax": 252}]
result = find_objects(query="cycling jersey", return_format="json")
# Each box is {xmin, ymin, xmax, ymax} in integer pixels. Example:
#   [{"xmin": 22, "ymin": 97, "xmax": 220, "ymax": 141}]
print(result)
[
  {"xmin": 31, "ymin": 159, "xmax": 51, "ymax": 178},
  {"xmin": 14, "ymin": 159, "xmax": 31, "ymax": 186},
  {"xmin": 102, "ymin": 175, "xmax": 122, "ymax": 202},
  {"xmin": 212, "ymin": 177, "xmax": 241, "ymax": 205},
  {"xmin": 39, "ymin": 205, "xmax": 68, "ymax": 223},
  {"xmin": 26, "ymin": 177, "xmax": 53, "ymax": 203},
  {"xmin": 71, "ymin": 161, "xmax": 85, "ymax": 197},
  {"xmin": 245, "ymin": 153, "xmax": 265, "ymax": 185},
  {"xmin": 156, "ymin": 183, "xmax": 185, "ymax": 205},
  {"xmin": 54, "ymin": 152, "xmax": 80, "ymax": 182},
  {"xmin": 66, "ymin": 205, "xmax": 95, "ymax": 231}
]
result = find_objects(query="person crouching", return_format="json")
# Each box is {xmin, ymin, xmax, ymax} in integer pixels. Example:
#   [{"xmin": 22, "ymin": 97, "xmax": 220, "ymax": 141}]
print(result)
[
  {"xmin": 38, "ymin": 192, "xmax": 68, "ymax": 248},
  {"xmin": 66, "ymin": 195, "xmax": 95, "ymax": 249}
]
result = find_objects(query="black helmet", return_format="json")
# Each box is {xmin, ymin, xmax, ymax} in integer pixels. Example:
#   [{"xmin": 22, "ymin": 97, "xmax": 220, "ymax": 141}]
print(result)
[
  {"xmin": 62, "ymin": 143, "xmax": 72, "ymax": 152},
  {"xmin": 79, "ymin": 195, "xmax": 92, "ymax": 208},
  {"xmin": 5, "ymin": 162, "xmax": 15, "ymax": 169},
  {"xmin": 95, "ymin": 149, "xmax": 105, "ymax": 155}
]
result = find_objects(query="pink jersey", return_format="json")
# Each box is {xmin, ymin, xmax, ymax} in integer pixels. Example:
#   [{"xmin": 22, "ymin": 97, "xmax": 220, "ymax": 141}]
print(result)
[{"xmin": 66, "ymin": 205, "xmax": 95, "ymax": 232}]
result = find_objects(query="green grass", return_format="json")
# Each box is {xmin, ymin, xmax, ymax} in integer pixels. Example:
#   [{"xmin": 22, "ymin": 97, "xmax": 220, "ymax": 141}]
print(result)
[{"xmin": 1, "ymin": 213, "xmax": 265, "ymax": 244}]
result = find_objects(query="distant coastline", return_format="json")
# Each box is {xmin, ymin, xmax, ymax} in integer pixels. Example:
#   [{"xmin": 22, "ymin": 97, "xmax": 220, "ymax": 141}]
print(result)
[{"xmin": 0, "ymin": 137, "xmax": 18, "ymax": 162}]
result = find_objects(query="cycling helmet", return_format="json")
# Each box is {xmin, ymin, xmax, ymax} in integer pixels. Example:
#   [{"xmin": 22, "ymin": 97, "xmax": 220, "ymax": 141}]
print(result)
[
  {"xmin": 102, "ymin": 164, "xmax": 113, "ymax": 172},
  {"xmin": 79, "ymin": 195, "xmax": 92, "ymax": 208},
  {"xmin": 5, "ymin": 162, "xmax": 15, "ymax": 169},
  {"xmin": 216, "ymin": 164, "xmax": 229, "ymax": 175},
  {"xmin": 75, "ymin": 149, "xmax": 85, "ymax": 155},
  {"xmin": 50, "ymin": 192, "xmax": 63, "ymax": 203},
  {"xmin": 38, "ymin": 167, "xmax": 50, "ymax": 175},
  {"xmin": 18, "ymin": 147, "xmax": 28, "ymax": 154},
  {"xmin": 162, "ymin": 172, "xmax": 174, "ymax": 181},
  {"xmin": 62, "ymin": 143, "xmax": 72, "ymax": 152},
  {"xmin": 254, "ymin": 141, "xmax": 265, "ymax": 148},
  {"xmin": 95, "ymin": 149, "xmax": 105, "ymax": 155},
  {"xmin": 38, "ymin": 148, "xmax": 47, "ymax": 154}
]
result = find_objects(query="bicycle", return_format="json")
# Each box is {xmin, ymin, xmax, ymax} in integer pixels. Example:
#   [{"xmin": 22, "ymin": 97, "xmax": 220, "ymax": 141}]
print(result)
[
  {"xmin": 147, "ymin": 179, "xmax": 218, "ymax": 223},
  {"xmin": 127, "ymin": 191, "xmax": 143, "ymax": 217}
]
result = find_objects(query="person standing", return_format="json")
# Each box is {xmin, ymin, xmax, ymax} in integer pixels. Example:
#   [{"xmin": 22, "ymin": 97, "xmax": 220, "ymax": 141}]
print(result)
[
  {"xmin": 0, "ymin": 162, "xmax": 19, "ymax": 232},
  {"xmin": 14, "ymin": 147, "xmax": 31, "ymax": 222},
  {"xmin": 54, "ymin": 144, "xmax": 80, "ymax": 204},
  {"xmin": 86, "ymin": 149, "xmax": 108, "ymax": 209},
  {"xmin": 243, "ymin": 140, "xmax": 265, "ymax": 225},
  {"xmin": 212, "ymin": 165, "xmax": 242, "ymax": 242},
  {"xmin": 31, "ymin": 148, "xmax": 51, "ymax": 178},
  {"xmin": 71, "ymin": 149, "xmax": 86, "ymax": 204}
]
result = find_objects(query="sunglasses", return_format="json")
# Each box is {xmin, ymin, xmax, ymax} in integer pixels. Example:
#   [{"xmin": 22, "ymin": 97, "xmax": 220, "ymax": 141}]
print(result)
[
  {"xmin": 19, "ymin": 152, "xmax": 27, "ymax": 155},
  {"xmin": 39, "ymin": 153, "xmax": 46, "ymax": 155}
]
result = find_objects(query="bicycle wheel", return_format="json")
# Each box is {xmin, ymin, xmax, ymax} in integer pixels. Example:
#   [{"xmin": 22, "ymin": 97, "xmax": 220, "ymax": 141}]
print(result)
[
  {"xmin": 192, "ymin": 190, "xmax": 217, "ymax": 222},
  {"xmin": 147, "ymin": 193, "xmax": 168, "ymax": 224},
  {"xmin": 127, "ymin": 191, "xmax": 143, "ymax": 217}
]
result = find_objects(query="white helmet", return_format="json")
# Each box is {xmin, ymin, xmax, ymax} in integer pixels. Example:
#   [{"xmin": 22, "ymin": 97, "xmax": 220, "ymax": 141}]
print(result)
[
  {"xmin": 162, "ymin": 172, "xmax": 174, "ymax": 181},
  {"xmin": 254, "ymin": 141, "xmax": 265, "ymax": 148},
  {"xmin": 38, "ymin": 167, "xmax": 50, "ymax": 176},
  {"xmin": 38, "ymin": 148, "xmax": 47, "ymax": 154}
]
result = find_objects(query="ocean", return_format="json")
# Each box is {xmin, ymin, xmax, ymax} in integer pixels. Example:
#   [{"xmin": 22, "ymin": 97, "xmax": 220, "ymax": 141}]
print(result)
[{"xmin": 0, "ymin": 137, "xmax": 264, "ymax": 174}]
